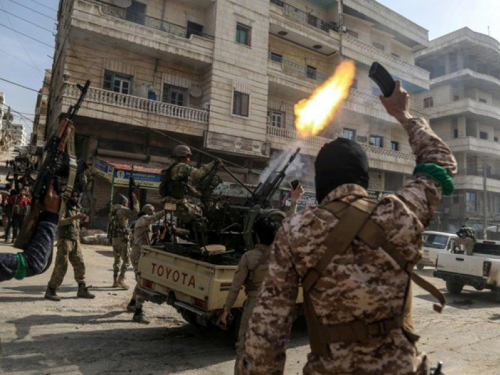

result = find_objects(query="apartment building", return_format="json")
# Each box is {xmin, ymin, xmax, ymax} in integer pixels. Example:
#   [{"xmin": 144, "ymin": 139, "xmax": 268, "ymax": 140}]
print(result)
[
  {"xmin": 11, "ymin": 124, "xmax": 27, "ymax": 146},
  {"xmin": 47, "ymin": 0, "xmax": 429, "ymax": 221},
  {"xmin": 415, "ymin": 28, "xmax": 500, "ymax": 236},
  {"xmin": 1, "ymin": 95, "xmax": 14, "ymax": 152},
  {"xmin": 30, "ymin": 70, "xmax": 52, "ymax": 161}
]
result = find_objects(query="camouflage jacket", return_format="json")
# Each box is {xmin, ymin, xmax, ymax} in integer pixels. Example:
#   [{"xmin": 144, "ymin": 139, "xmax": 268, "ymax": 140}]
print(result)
[
  {"xmin": 109, "ymin": 202, "xmax": 140, "ymax": 240},
  {"xmin": 132, "ymin": 210, "xmax": 165, "ymax": 249},
  {"xmin": 453, "ymin": 237, "xmax": 475, "ymax": 255},
  {"xmin": 58, "ymin": 203, "xmax": 82, "ymax": 241},
  {"xmin": 241, "ymin": 117, "xmax": 457, "ymax": 375},
  {"xmin": 225, "ymin": 244, "xmax": 271, "ymax": 311}
]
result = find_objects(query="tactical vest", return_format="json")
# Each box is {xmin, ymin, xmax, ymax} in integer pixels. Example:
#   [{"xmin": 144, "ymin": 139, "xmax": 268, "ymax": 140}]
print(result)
[
  {"xmin": 107, "ymin": 206, "xmax": 129, "ymax": 240},
  {"xmin": 159, "ymin": 162, "xmax": 188, "ymax": 199},
  {"xmin": 302, "ymin": 198, "xmax": 445, "ymax": 356},
  {"xmin": 245, "ymin": 247, "xmax": 270, "ymax": 293},
  {"xmin": 59, "ymin": 204, "xmax": 81, "ymax": 240}
]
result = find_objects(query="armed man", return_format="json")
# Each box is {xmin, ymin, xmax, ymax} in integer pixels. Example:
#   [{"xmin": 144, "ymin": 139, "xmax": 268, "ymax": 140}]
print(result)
[
  {"xmin": 240, "ymin": 81, "xmax": 457, "ymax": 375},
  {"xmin": 453, "ymin": 226, "xmax": 476, "ymax": 255},
  {"xmin": 160, "ymin": 144, "xmax": 222, "ymax": 223},
  {"xmin": 127, "ymin": 203, "xmax": 166, "ymax": 324},
  {"xmin": 221, "ymin": 184, "xmax": 304, "ymax": 374},
  {"xmin": 108, "ymin": 193, "xmax": 139, "ymax": 290},
  {"xmin": 45, "ymin": 190, "xmax": 95, "ymax": 301}
]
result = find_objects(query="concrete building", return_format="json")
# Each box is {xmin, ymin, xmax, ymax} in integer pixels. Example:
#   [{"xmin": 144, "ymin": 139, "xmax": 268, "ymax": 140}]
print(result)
[
  {"xmin": 415, "ymin": 27, "xmax": 500, "ymax": 236},
  {"xmin": 11, "ymin": 124, "xmax": 27, "ymax": 146},
  {"xmin": 48, "ymin": 0, "xmax": 429, "ymax": 225},
  {"xmin": 0, "ymin": 93, "xmax": 14, "ymax": 151},
  {"xmin": 30, "ymin": 70, "xmax": 52, "ymax": 160}
]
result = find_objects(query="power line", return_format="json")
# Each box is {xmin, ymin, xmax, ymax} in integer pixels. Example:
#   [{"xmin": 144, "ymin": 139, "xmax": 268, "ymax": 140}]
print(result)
[
  {"xmin": 6, "ymin": 0, "xmax": 55, "ymax": 20},
  {"xmin": 0, "ymin": 77, "xmax": 39, "ymax": 92},
  {"xmin": 0, "ymin": 9, "xmax": 53, "ymax": 33},
  {"xmin": 0, "ymin": 46, "xmax": 42, "ymax": 72},
  {"xmin": 0, "ymin": 23, "xmax": 53, "ymax": 48},
  {"xmin": 28, "ymin": 0, "xmax": 57, "ymax": 13}
]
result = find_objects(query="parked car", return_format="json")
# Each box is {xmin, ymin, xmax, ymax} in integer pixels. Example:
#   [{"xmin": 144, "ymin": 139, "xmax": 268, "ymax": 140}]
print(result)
[{"xmin": 417, "ymin": 231, "xmax": 457, "ymax": 270}]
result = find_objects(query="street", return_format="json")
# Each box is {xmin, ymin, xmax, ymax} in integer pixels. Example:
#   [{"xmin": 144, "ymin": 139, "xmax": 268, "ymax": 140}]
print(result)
[{"xmin": 0, "ymin": 148, "xmax": 499, "ymax": 375}]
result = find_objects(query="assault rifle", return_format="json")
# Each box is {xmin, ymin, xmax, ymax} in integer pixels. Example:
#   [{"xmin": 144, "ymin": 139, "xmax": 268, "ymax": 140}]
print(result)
[
  {"xmin": 15, "ymin": 80, "xmax": 91, "ymax": 258},
  {"xmin": 129, "ymin": 165, "xmax": 139, "ymax": 209},
  {"xmin": 247, "ymin": 147, "xmax": 301, "ymax": 207}
]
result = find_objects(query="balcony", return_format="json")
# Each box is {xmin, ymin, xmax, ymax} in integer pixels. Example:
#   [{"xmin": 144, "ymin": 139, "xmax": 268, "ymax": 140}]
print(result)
[
  {"xmin": 266, "ymin": 125, "xmax": 415, "ymax": 174},
  {"xmin": 269, "ymin": 0, "xmax": 340, "ymax": 56},
  {"xmin": 424, "ymin": 98, "xmax": 500, "ymax": 124},
  {"xmin": 446, "ymin": 137, "xmax": 500, "ymax": 160},
  {"xmin": 430, "ymin": 68, "xmax": 500, "ymax": 92},
  {"xmin": 342, "ymin": 34, "xmax": 429, "ymax": 90},
  {"xmin": 454, "ymin": 175, "xmax": 500, "ymax": 194},
  {"xmin": 62, "ymin": 83, "xmax": 208, "ymax": 136},
  {"xmin": 73, "ymin": 0, "xmax": 215, "ymax": 65}
]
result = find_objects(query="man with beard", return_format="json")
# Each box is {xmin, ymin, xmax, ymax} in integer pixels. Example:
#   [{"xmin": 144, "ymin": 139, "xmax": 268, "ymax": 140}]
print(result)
[{"xmin": 45, "ymin": 190, "xmax": 95, "ymax": 301}]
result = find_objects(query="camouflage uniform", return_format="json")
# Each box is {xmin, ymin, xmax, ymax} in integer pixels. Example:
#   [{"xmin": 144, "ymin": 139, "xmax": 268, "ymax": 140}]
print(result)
[
  {"xmin": 130, "ymin": 209, "xmax": 165, "ymax": 309},
  {"xmin": 241, "ymin": 117, "xmax": 457, "ymax": 375},
  {"xmin": 453, "ymin": 237, "xmax": 474, "ymax": 255},
  {"xmin": 48, "ymin": 203, "xmax": 86, "ymax": 288},
  {"xmin": 110, "ymin": 202, "xmax": 139, "ymax": 277},
  {"xmin": 164, "ymin": 161, "xmax": 214, "ymax": 223}
]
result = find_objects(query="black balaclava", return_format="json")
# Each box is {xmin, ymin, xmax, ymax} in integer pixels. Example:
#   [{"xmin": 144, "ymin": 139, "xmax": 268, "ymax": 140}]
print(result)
[{"xmin": 315, "ymin": 138, "xmax": 369, "ymax": 204}]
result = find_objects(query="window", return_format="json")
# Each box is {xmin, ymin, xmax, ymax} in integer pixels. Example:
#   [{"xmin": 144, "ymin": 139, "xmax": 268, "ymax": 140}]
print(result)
[
  {"xmin": 453, "ymin": 128, "xmax": 459, "ymax": 138},
  {"xmin": 351, "ymin": 79, "xmax": 358, "ymax": 90},
  {"xmin": 466, "ymin": 192, "xmax": 477, "ymax": 212},
  {"xmin": 187, "ymin": 21, "xmax": 204, "ymax": 38},
  {"xmin": 373, "ymin": 42, "xmax": 385, "ymax": 51},
  {"xmin": 270, "ymin": 53, "xmax": 283, "ymax": 63},
  {"xmin": 306, "ymin": 65, "xmax": 317, "ymax": 79},
  {"xmin": 126, "ymin": 1, "xmax": 146, "ymax": 25},
  {"xmin": 347, "ymin": 30, "xmax": 358, "ymax": 38},
  {"xmin": 495, "ymin": 137, "xmax": 499, "ymax": 142},
  {"xmin": 369, "ymin": 135, "xmax": 383, "ymax": 147},
  {"xmin": 342, "ymin": 128, "xmax": 355, "ymax": 140},
  {"xmin": 480, "ymin": 131, "xmax": 488, "ymax": 140},
  {"xmin": 453, "ymin": 95, "xmax": 460, "ymax": 101},
  {"xmin": 236, "ymin": 23, "xmax": 251, "ymax": 46},
  {"xmin": 391, "ymin": 141, "xmax": 399, "ymax": 151},
  {"xmin": 268, "ymin": 110, "xmax": 284, "ymax": 127},
  {"xmin": 479, "ymin": 98, "xmax": 487, "ymax": 103},
  {"xmin": 233, "ymin": 91, "xmax": 249, "ymax": 117},
  {"xmin": 423, "ymin": 97, "xmax": 434, "ymax": 108},
  {"xmin": 449, "ymin": 52, "xmax": 458, "ymax": 72},
  {"xmin": 162, "ymin": 84, "xmax": 188, "ymax": 106},
  {"xmin": 103, "ymin": 70, "xmax": 132, "ymax": 94}
]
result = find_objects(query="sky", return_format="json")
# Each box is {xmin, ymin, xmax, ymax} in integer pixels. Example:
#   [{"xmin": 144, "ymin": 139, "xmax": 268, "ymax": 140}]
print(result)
[{"xmin": 0, "ymin": 0, "xmax": 499, "ymax": 138}]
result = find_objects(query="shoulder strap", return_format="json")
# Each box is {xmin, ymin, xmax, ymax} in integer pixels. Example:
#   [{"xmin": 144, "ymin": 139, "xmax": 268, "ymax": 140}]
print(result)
[{"xmin": 302, "ymin": 198, "xmax": 378, "ymax": 292}]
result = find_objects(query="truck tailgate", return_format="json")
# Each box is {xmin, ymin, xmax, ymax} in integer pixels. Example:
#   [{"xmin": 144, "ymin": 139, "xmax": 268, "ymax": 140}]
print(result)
[{"xmin": 436, "ymin": 253, "xmax": 485, "ymax": 277}]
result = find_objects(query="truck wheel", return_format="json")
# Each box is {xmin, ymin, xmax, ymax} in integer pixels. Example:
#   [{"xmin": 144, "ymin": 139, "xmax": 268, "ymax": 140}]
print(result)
[
  {"xmin": 416, "ymin": 264, "xmax": 425, "ymax": 270},
  {"xmin": 446, "ymin": 280, "xmax": 464, "ymax": 295},
  {"xmin": 181, "ymin": 310, "xmax": 201, "ymax": 327}
]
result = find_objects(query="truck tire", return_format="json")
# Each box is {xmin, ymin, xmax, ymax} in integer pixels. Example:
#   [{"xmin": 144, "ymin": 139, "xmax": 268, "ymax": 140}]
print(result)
[
  {"xmin": 416, "ymin": 263, "xmax": 425, "ymax": 270},
  {"xmin": 446, "ymin": 280, "xmax": 464, "ymax": 295}
]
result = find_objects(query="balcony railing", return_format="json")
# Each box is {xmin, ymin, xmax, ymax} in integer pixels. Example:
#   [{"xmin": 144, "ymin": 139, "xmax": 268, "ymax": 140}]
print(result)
[
  {"xmin": 270, "ymin": 0, "xmax": 338, "ymax": 33},
  {"xmin": 85, "ymin": 0, "xmax": 214, "ymax": 40},
  {"xmin": 269, "ymin": 54, "xmax": 329, "ymax": 82},
  {"xmin": 64, "ymin": 83, "xmax": 209, "ymax": 124},
  {"xmin": 266, "ymin": 125, "xmax": 416, "ymax": 161}
]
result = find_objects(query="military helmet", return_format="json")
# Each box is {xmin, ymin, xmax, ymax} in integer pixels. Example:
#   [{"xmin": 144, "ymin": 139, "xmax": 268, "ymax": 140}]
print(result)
[
  {"xmin": 172, "ymin": 145, "xmax": 192, "ymax": 157},
  {"xmin": 141, "ymin": 204, "xmax": 155, "ymax": 215}
]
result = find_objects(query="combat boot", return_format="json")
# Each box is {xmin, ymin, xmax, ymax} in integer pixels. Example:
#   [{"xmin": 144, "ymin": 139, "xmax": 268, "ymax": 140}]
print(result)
[
  {"xmin": 44, "ymin": 285, "xmax": 61, "ymax": 302},
  {"xmin": 126, "ymin": 297, "xmax": 136, "ymax": 312},
  {"xmin": 77, "ymin": 282, "xmax": 95, "ymax": 299},
  {"xmin": 133, "ymin": 308, "xmax": 150, "ymax": 324},
  {"xmin": 116, "ymin": 275, "xmax": 129, "ymax": 290},
  {"xmin": 112, "ymin": 274, "xmax": 119, "ymax": 288}
]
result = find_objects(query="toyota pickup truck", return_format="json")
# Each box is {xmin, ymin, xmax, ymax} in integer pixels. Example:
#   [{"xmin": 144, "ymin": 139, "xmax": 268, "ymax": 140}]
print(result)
[
  {"xmin": 433, "ymin": 239, "xmax": 500, "ymax": 301},
  {"xmin": 417, "ymin": 231, "xmax": 457, "ymax": 270},
  {"xmin": 137, "ymin": 244, "xmax": 303, "ymax": 336}
]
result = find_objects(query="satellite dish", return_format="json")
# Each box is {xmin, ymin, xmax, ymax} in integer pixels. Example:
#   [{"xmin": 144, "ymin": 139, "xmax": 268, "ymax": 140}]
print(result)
[
  {"xmin": 188, "ymin": 86, "xmax": 203, "ymax": 98},
  {"xmin": 113, "ymin": 0, "xmax": 132, "ymax": 8}
]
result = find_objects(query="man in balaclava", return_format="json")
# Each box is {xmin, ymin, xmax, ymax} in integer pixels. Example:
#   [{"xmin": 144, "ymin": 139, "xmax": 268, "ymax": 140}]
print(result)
[
  {"xmin": 108, "ymin": 193, "xmax": 139, "ymax": 290},
  {"xmin": 241, "ymin": 81, "xmax": 457, "ymax": 375}
]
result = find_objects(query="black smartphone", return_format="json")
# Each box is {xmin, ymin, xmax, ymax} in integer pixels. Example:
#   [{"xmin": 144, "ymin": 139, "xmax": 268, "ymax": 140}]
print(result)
[
  {"xmin": 369, "ymin": 62, "xmax": 396, "ymax": 97},
  {"xmin": 291, "ymin": 180, "xmax": 299, "ymax": 190}
]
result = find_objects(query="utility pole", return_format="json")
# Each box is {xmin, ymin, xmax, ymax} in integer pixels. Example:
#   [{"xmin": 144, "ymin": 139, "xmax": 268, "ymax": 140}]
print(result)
[{"xmin": 483, "ymin": 159, "xmax": 488, "ymax": 239}]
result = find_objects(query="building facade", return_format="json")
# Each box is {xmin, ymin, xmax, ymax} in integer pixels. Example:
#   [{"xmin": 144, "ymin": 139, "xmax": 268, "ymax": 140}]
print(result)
[
  {"xmin": 30, "ymin": 70, "xmax": 52, "ymax": 161},
  {"xmin": 11, "ymin": 124, "xmax": 27, "ymax": 146},
  {"xmin": 0, "ymin": 93, "xmax": 14, "ymax": 151},
  {"xmin": 415, "ymin": 27, "xmax": 500, "ymax": 236},
  {"xmin": 47, "ymin": 0, "xmax": 429, "ymax": 224}
]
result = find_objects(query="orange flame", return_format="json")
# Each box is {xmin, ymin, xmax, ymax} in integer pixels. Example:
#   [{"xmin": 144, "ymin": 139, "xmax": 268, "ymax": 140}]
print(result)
[{"xmin": 294, "ymin": 60, "xmax": 356, "ymax": 137}]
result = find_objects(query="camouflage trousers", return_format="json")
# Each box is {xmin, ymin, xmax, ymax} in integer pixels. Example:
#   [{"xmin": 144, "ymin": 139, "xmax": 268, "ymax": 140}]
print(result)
[
  {"xmin": 130, "ymin": 244, "xmax": 145, "ymax": 309},
  {"xmin": 164, "ymin": 197, "xmax": 202, "ymax": 224},
  {"xmin": 48, "ymin": 239, "xmax": 86, "ymax": 289},
  {"xmin": 235, "ymin": 293, "xmax": 258, "ymax": 375},
  {"xmin": 112, "ymin": 237, "xmax": 130, "ymax": 277}
]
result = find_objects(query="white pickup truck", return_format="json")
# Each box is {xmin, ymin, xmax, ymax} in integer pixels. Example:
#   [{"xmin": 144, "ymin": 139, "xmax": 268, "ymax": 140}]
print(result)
[
  {"xmin": 433, "ymin": 239, "xmax": 500, "ymax": 301},
  {"xmin": 418, "ymin": 231, "xmax": 457, "ymax": 270}
]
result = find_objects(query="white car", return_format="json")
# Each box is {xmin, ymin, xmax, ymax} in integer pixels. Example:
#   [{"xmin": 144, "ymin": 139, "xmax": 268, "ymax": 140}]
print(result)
[{"xmin": 418, "ymin": 231, "xmax": 458, "ymax": 270}]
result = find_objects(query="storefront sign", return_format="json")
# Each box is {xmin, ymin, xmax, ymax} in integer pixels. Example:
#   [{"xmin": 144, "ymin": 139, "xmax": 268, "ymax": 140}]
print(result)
[
  {"xmin": 204, "ymin": 131, "xmax": 270, "ymax": 158},
  {"xmin": 94, "ymin": 159, "xmax": 113, "ymax": 179},
  {"xmin": 113, "ymin": 170, "xmax": 161, "ymax": 188}
]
